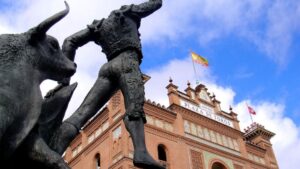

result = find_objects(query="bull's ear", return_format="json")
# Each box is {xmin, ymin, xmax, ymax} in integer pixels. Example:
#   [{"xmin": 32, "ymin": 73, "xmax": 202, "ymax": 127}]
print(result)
[{"xmin": 28, "ymin": 1, "xmax": 69, "ymax": 43}]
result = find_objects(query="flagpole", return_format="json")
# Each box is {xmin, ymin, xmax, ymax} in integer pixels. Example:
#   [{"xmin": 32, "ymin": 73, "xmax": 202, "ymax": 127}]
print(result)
[
  {"xmin": 249, "ymin": 111, "xmax": 254, "ymax": 124},
  {"xmin": 192, "ymin": 58, "xmax": 200, "ymax": 84},
  {"xmin": 246, "ymin": 102, "xmax": 254, "ymax": 124},
  {"xmin": 190, "ymin": 50, "xmax": 200, "ymax": 85}
]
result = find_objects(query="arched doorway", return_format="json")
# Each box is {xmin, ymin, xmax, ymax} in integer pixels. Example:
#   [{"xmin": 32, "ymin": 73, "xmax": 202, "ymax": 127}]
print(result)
[{"xmin": 211, "ymin": 162, "xmax": 227, "ymax": 169}]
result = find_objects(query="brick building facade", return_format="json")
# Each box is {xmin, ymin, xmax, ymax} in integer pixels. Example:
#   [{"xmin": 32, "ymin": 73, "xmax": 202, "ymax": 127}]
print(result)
[{"xmin": 64, "ymin": 78, "xmax": 279, "ymax": 169}]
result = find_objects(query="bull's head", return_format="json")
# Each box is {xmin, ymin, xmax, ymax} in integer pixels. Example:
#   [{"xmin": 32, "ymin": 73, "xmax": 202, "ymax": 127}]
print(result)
[{"xmin": 27, "ymin": 1, "xmax": 76, "ymax": 81}]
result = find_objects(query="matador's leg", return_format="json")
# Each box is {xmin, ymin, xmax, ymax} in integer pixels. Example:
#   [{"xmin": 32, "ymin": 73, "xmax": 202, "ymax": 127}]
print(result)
[
  {"xmin": 49, "ymin": 64, "xmax": 117, "ymax": 155},
  {"xmin": 118, "ymin": 52, "xmax": 165, "ymax": 169}
]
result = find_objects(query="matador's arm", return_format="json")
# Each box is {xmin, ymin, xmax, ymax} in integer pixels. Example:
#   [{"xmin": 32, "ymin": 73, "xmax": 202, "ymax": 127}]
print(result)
[
  {"xmin": 62, "ymin": 26, "xmax": 96, "ymax": 61},
  {"xmin": 129, "ymin": 0, "xmax": 162, "ymax": 18},
  {"xmin": 59, "ymin": 20, "xmax": 102, "ymax": 85}
]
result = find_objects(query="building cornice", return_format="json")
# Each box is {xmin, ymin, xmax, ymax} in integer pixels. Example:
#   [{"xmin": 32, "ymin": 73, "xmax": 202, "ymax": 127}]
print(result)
[
  {"xmin": 144, "ymin": 99, "xmax": 177, "ymax": 122},
  {"xmin": 82, "ymin": 107, "xmax": 109, "ymax": 132}
]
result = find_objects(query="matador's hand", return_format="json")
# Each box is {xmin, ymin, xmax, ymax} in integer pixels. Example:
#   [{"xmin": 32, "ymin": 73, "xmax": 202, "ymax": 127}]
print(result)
[{"xmin": 44, "ymin": 83, "xmax": 66, "ymax": 99}]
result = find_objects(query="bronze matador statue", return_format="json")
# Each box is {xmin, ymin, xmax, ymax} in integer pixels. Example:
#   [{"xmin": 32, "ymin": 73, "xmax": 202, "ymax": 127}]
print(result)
[{"xmin": 51, "ymin": 0, "xmax": 165, "ymax": 168}]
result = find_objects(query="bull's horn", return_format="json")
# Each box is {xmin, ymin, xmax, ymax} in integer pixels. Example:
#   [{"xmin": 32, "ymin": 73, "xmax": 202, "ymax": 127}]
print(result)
[{"xmin": 30, "ymin": 1, "xmax": 69, "ymax": 38}]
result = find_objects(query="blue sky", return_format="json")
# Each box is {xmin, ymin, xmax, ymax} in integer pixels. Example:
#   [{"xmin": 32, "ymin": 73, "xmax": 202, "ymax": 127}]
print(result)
[
  {"xmin": 145, "ymin": 29, "xmax": 300, "ymax": 122},
  {"xmin": 0, "ymin": 0, "xmax": 300, "ymax": 168},
  {"xmin": 140, "ymin": 0, "xmax": 300, "ymax": 123}
]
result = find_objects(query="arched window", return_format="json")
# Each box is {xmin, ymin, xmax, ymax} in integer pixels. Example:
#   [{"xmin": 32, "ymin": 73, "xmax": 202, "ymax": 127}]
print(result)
[
  {"xmin": 95, "ymin": 153, "xmax": 101, "ymax": 169},
  {"xmin": 158, "ymin": 144, "xmax": 167, "ymax": 161},
  {"xmin": 211, "ymin": 162, "xmax": 227, "ymax": 169}
]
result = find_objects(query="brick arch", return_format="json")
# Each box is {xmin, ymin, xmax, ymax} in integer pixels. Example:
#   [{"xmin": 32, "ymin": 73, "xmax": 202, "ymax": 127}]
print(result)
[
  {"xmin": 157, "ymin": 143, "xmax": 168, "ymax": 152},
  {"xmin": 94, "ymin": 152, "xmax": 101, "ymax": 159},
  {"xmin": 209, "ymin": 158, "xmax": 230, "ymax": 169}
]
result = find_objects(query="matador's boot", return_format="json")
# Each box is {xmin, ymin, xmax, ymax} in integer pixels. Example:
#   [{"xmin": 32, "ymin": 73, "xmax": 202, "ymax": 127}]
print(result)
[{"xmin": 124, "ymin": 116, "xmax": 165, "ymax": 169}]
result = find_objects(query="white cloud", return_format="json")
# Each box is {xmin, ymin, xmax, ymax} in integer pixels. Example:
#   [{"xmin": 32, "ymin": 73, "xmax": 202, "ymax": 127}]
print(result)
[
  {"xmin": 0, "ymin": 16, "xmax": 14, "ymax": 33},
  {"xmin": 144, "ymin": 57, "xmax": 235, "ymax": 111},
  {"xmin": 145, "ymin": 56, "xmax": 214, "ymax": 106},
  {"xmin": 259, "ymin": 0, "xmax": 300, "ymax": 67},
  {"xmin": 205, "ymin": 84, "xmax": 235, "ymax": 111},
  {"xmin": 144, "ymin": 57, "xmax": 236, "ymax": 112},
  {"xmin": 2, "ymin": 0, "xmax": 300, "ymax": 64},
  {"xmin": 0, "ymin": 25, "xmax": 11, "ymax": 34}
]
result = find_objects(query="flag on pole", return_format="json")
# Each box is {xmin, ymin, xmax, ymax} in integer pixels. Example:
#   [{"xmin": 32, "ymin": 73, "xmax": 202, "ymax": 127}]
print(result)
[
  {"xmin": 191, "ymin": 52, "xmax": 208, "ymax": 67},
  {"xmin": 247, "ymin": 105, "xmax": 256, "ymax": 115}
]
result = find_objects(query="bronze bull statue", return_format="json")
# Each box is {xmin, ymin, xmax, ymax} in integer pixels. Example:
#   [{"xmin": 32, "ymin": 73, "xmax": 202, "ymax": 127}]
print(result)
[{"xmin": 0, "ymin": 2, "xmax": 77, "ymax": 169}]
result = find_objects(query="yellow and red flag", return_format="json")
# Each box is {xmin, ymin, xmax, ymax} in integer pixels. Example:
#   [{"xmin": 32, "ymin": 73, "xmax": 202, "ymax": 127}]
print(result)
[{"xmin": 191, "ymin": 52, "xmax": 208, "ymax": 67}]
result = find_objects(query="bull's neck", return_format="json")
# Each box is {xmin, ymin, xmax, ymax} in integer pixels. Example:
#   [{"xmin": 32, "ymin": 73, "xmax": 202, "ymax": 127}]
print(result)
[
  {"xmin": 11, "ymin": 64, "xmax": 44, "ymax": 86},
  {"xmin": 0, "ymin": 64, "xmax": 43, "ymax": 102},
  {"xmin": 30, "ymin": 65, "xmax": 45, "ymax": 83}
]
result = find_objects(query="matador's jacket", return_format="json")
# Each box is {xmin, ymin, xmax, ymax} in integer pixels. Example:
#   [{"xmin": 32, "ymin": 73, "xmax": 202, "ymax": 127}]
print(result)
[{"xmin": 62, "ymin": 0, "xmax": 162, "ymax": 63}]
